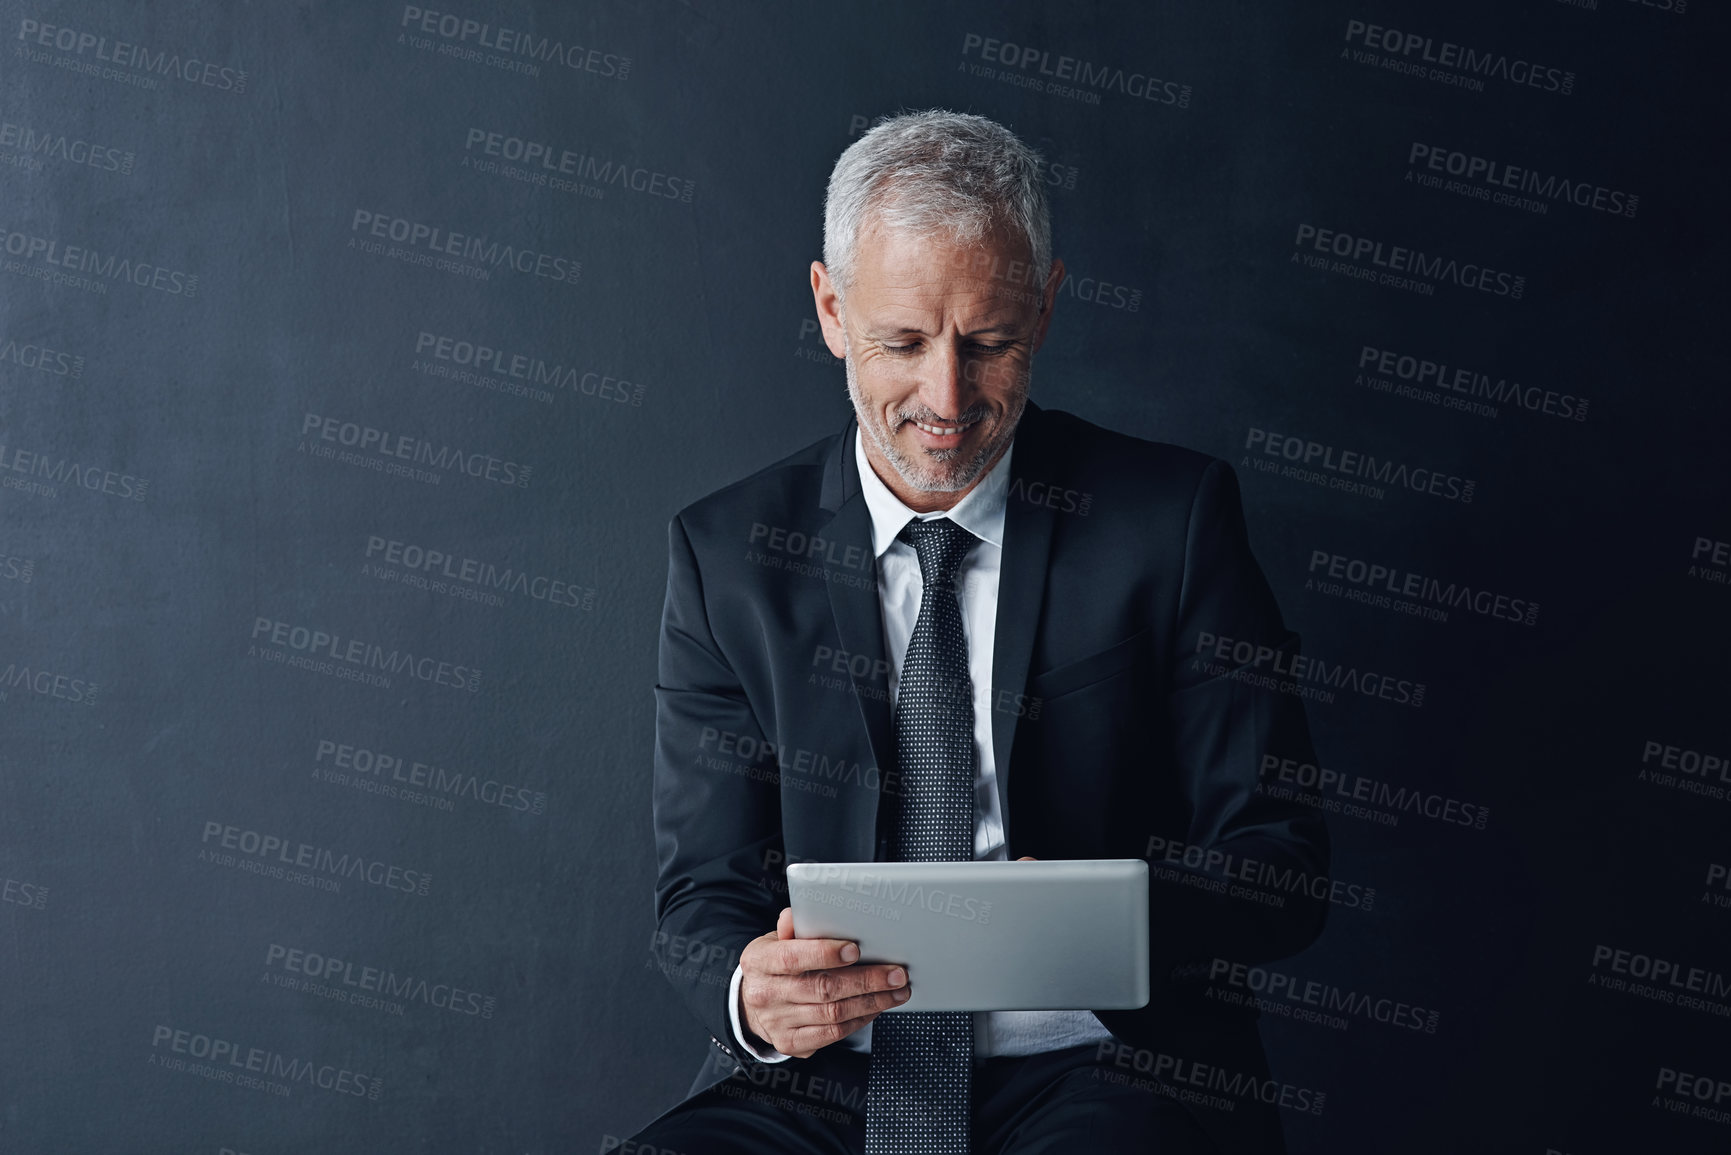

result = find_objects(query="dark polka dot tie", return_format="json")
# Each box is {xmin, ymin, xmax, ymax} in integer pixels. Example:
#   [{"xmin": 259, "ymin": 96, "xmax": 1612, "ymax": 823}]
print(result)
[{"xmin": 866, "ymin": 516, "xmax": 976, "ymax": 1155}]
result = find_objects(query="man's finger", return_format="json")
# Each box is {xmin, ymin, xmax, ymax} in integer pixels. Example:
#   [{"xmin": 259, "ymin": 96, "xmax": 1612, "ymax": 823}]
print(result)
[
  {"xmin": 785, "ymin": 964, "xmax": 907, "ymax": 1007},
  {"xmin": 783, "ymin": 1012, "xmax": 883, "ymax": 1056},
  {"xmin": 797, "ymin": 980, "xmax": 911, "ymax": 1022},
  {"xmin": 777, "ymin": 906, "xmax": 794, "ymax": 939},
  {"xmin": 756, "ymin": 935, "xmax": 862, "ymax": 975}
]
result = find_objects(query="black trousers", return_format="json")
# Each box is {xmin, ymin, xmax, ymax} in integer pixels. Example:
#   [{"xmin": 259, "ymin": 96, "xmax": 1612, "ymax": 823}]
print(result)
[{"xmin": 616, "ymin": 1042, "xmax": 1219, "ymax": 1155}]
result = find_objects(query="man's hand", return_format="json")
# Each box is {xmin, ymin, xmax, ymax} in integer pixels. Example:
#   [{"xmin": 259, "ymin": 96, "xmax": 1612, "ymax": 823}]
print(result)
[{"xmin": 738, "ymin": 907, "xmax": 910, "ymax": 1059}]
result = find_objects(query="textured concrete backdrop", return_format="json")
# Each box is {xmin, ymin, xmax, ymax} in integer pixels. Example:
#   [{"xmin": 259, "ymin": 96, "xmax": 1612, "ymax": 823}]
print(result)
[{"xmin": 1, "ymin": 2, "xmax": 1726, "ymax": 1152}]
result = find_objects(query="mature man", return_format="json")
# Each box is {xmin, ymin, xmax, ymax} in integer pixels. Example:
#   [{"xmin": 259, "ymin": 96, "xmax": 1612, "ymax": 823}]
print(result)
[{"xmin": 631, "ymin": 110, "xmax": 1329, "ymax": 1153}]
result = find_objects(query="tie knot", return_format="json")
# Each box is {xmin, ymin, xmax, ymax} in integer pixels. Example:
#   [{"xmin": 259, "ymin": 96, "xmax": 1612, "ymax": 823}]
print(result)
[{"xmin": 897, "ymin": 517, "xmax": 975, "ymax": 586}]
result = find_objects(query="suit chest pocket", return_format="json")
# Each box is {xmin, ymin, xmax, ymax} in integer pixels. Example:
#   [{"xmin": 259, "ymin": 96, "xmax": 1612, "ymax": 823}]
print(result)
[{"xmin": 1025, "ymin": 626, "xmax": 1152, "ymax": 702}]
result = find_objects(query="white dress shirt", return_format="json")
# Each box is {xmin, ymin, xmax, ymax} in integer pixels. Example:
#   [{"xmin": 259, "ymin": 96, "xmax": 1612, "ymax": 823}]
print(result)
[{"xmin": 725, "ymin": 428, "xmax": 1116, "ymax": 1062}]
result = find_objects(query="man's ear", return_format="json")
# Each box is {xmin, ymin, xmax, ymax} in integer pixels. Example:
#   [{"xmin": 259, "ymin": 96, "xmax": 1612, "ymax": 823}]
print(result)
[
  {"xmin": 1031, "ymin": 257, "xmax": 1066, "ymax": 354},
  {"xmin": 810, "ymin": 261, "xmax": 849, "ymax": 360}
]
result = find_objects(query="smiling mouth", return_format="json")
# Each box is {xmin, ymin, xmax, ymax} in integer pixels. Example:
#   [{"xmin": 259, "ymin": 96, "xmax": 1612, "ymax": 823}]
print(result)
[{"xmin": 911, "ymin": 419, "xmax": 973, "ymax": 436}]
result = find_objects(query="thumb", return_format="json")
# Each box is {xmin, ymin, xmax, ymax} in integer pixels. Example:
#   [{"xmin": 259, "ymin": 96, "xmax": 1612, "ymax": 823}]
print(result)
[
  {"xmin": 776, "ymin": 906, "xmax": 795, "ymax": 939},
  {"xmin": 1017, "ymin": 856, "xmax": 1038, "ymax": 861}
]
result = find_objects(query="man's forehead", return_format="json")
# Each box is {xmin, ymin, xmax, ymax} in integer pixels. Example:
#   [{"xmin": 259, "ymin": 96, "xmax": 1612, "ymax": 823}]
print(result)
[
  {"xmin": 858, "ymin": 301, "xmax": 1028, "ymax": 336},
  {"xmin": 848, "ymin": 226, "xmax": 1040, "ymax": 320}
]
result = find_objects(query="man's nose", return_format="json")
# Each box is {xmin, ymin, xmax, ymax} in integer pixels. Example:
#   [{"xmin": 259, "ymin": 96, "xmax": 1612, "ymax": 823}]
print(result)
[{"xmin": 917, "ymin": 343, "xmax": 968, "ymax": 420}]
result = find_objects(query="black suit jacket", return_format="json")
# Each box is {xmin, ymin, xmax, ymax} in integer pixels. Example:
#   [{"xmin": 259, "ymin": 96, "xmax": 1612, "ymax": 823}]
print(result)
[{"xmin": 649, "ymin": 401, "xmax": 1330, "ymax": 1154}]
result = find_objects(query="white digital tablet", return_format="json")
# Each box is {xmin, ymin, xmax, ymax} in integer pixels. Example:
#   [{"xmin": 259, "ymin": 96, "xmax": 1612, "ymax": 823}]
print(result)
[{"xmin": 787, "ymin": 859, "xmax": 1149, "ymax": 1012}]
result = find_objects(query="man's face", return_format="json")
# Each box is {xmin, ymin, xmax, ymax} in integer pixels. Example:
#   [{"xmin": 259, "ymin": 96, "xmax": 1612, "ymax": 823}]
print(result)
[{"xmin": 812, "ymin": 219, "xmax": 1065, "ymax": 512}]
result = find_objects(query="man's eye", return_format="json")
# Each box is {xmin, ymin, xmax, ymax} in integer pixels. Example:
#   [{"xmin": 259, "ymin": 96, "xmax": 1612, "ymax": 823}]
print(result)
[
  {"xmin": 971, "ymin": 342, "xmax": 1014, "ymax": 355},
  {"xmin": 882, "ymin": 343, "xmax": 920, "ymax": 355}
]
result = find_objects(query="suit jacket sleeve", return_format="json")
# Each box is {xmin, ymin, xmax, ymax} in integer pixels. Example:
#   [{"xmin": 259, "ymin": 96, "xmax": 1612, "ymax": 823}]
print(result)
[
  {"xmin": 1155, "ymin": 458, "xmax": 1331, "ymax": 969},
  {"xmin": 649, "ymin": 512, "xmax": 785, "ymax": 1065}
]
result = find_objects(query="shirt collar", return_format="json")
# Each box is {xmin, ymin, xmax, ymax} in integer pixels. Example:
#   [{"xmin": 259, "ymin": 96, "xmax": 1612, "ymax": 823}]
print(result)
[{"xmin": 853, "ymin": 425, "xmax": 1012, "ymax": 558}]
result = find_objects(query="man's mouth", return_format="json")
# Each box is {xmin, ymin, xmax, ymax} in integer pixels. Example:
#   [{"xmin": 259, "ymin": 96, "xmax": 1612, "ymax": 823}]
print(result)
[{"xmin": 912, "ymin": 419, "xmax": 971, "ymax": 436}]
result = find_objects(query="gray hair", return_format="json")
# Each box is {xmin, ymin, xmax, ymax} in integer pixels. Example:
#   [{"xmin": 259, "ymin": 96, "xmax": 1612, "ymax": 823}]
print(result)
[{"xmin": 822, "ymin": 109, "xmax": 1052, "ymax": 303}]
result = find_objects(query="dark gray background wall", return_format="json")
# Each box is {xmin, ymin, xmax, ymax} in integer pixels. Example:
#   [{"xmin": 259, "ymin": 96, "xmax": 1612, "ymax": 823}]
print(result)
[{"xmin": 2, "ymin": 1, "xmax": 1727, "ymax": 1152}]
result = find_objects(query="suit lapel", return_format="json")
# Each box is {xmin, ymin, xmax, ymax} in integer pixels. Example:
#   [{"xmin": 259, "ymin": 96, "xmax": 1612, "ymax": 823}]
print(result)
[
  {"xmin": 991, "ymin": 402, "xmax": 1058, "ymax": 851},
  {"xmin": 818, "ymin": 421, "xmax": 896, "ymax": 860}
]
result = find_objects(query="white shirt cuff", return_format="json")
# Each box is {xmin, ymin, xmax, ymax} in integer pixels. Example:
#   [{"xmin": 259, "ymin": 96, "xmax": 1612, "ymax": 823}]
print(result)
[{"xmin": 728, "ymin": 962, "xmax": 792, "ymax": 1063}]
